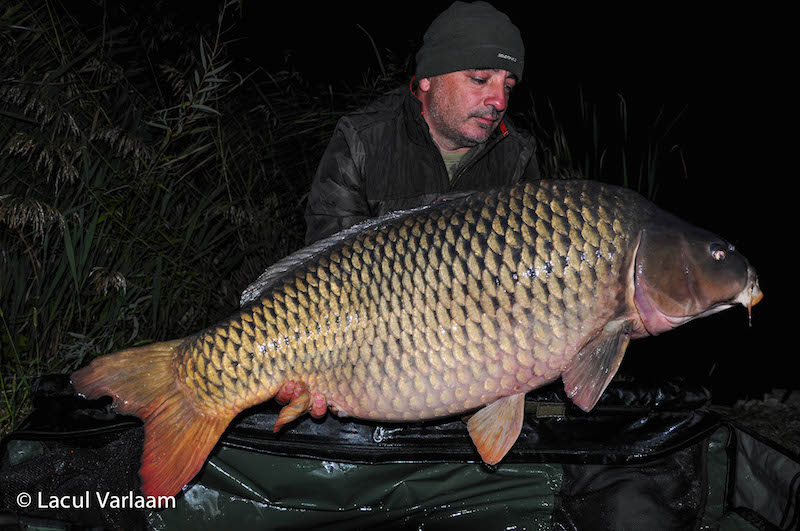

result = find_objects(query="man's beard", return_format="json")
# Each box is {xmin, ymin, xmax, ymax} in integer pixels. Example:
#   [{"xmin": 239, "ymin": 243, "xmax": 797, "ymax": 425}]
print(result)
[{"xmin": 427, "ymin": 92, "xmax": 497, "ymax": 150}]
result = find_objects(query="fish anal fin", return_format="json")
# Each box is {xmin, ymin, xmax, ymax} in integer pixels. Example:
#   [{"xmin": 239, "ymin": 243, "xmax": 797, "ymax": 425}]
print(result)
[
  {"xmin": 71, "ymin": 341, "xmax": 234, "ymax": 500},
  {"xmin": 466, "ymin": 393, "xmax": 526, "ymax": 465},
  {"xmin": 562, "ymin": 319, "xmax": 634, "ymax": 412}
]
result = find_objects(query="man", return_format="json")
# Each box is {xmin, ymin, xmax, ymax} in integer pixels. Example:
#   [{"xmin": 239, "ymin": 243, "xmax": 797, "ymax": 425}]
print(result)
[{"xmin": 304, "ymin": 1, "xmax": 540, "ymax": 245}]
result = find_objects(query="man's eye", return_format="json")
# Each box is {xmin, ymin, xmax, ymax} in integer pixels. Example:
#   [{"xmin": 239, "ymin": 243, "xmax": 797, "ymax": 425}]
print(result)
[{"xmin": 472, "ymin": 77, "xmax": 487, "ymax": 84}]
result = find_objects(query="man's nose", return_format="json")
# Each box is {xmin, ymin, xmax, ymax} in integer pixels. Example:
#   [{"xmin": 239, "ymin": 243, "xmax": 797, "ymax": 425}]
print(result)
[{"xmin": 484, "ymin": 81, "xmax": 508, "ymax": 112}]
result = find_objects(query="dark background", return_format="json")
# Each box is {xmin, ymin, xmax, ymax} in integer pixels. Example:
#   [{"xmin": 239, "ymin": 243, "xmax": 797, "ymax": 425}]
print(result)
[
  {"xmin": 63, "ymin": 0, "xmax": 782, "ymax": 402},
  {"xmin": 227, "ymin": 2, "xmax": 778, "ymax": 403}
]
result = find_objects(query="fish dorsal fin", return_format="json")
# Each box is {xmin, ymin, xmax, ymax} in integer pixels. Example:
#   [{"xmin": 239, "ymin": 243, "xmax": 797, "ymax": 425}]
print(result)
[
  {"xmin": 466, "ymin": 393, "xmax": 526, "ymax": 465},
  {"xmin": 430, "ymin": 190, "xmax": 476, "ymax": 204},
  {"xmin": 562, "ymin": 319, "xmax": 634, "ymax": 412},
  {"xmin": 239, "ymin": 196, "xmax": 476, "ymax": 307}
]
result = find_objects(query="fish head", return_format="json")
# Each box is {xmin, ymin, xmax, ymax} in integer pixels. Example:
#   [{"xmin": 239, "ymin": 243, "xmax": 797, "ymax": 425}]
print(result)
[{"xmin": 632, "ymin": 223, "xmax": 762, "ymax": 336}]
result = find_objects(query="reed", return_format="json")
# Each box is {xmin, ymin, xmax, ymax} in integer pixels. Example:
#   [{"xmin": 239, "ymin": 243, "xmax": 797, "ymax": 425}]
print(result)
[
  {"xmin": 519, "ymin": 85, "xmax": 688, "ymax": 199},
  {"xmin": 0, "ymin": 1, "xmax": 687, "ymax": 436}
]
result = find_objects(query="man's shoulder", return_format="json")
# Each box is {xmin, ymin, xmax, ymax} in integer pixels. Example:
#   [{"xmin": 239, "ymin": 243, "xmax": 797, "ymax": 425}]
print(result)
[{"xmin": 340, "ymin": 85, "xmax": 412, "ymax": 132}]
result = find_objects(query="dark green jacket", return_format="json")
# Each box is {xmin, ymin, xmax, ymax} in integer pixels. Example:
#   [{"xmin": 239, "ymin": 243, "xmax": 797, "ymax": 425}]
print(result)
[{"xmin": 304, "ymin": 83, "xmax": 540, "ymax": 244}]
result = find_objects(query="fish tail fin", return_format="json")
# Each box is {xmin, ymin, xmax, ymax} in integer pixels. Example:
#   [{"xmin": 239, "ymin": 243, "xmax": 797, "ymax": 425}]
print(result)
[{"xmin": 71, "ymin": 340, "xmax": 233, "ymax": 499}]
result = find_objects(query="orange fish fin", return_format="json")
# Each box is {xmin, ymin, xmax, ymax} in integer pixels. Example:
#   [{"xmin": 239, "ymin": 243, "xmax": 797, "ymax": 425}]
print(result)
[
  {"xmin": 466, "ymin": 393, "xmax": 526, "ymax": 465},
  {"xmin": 562, "ymin": 319, "xmax": 634, "ymax": 412},
  {"xmin": 273, "ymin": 386, "xmax": 312, "ymax": 433},
  {"xmin": 71, "ymin": 340, "xmax": 234, "ymax": 499}
]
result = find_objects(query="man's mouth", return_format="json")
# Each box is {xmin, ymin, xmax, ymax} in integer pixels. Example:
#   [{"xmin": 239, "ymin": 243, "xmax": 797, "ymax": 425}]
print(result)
[{"xmin": 472, "ymin": 113, "xmax": 498, "ymax": 128}]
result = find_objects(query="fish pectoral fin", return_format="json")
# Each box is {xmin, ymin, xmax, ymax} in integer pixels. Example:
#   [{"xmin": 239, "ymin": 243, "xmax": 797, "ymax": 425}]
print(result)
[
  {"xmin": 562, "ymin": 319, "xmax": 634, "ymax": 413},
  {"xmin": 466, "ymin": 393, "xmax": 526, "ymax": 465}
]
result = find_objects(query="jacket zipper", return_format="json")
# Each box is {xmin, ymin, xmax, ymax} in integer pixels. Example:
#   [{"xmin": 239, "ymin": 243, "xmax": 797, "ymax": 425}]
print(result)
[{"xmin": 449, "ymin": 127, "xmax": 508, "ymax": 190}]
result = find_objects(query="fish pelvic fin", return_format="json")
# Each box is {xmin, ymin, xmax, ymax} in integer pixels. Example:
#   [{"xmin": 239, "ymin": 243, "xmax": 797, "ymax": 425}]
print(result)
[
  {"xmin": 562, "ymin": 319, "xmax": 634, "ymax": 412},
  {"xmin": 466, "ymin": 393, "xmax": 526, "ymax": 465},
  {"xmin": 71, "ymin": 340, "xmax": 234, "ymax": 500}
]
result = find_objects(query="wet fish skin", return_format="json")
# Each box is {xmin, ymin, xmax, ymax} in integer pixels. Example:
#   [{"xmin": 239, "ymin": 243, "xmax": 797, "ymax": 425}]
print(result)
[
  {"xmin": 71, "ymin": 179, "xmax": 761, "ymax": 499},
  {"xmin": 177, "ymin": 180, "xmax": 638, "ymax": 421}
]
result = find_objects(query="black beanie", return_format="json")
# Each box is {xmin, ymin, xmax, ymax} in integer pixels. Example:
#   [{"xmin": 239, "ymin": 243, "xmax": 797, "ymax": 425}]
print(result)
[{"xmin": 415, "ymin": 1, "xmax": 524, "ymax": 81}]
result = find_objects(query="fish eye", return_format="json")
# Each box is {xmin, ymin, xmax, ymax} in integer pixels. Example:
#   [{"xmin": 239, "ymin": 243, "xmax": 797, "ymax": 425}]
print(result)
[{"xmin": 710, "ymin": 243, "xmax": 727, "ymax": 261}]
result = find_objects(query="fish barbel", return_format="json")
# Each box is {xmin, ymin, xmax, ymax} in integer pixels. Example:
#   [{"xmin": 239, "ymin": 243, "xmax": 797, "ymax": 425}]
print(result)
[{"xmin": 71, "ymin": 179, "xmax": 762, "ymax": 499}]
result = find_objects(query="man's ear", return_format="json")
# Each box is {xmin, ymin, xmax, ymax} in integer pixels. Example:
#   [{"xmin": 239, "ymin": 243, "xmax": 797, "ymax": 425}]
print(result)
[{"xmin": 418, "ymin": 78, "xmax": 432, "ymax": 92}]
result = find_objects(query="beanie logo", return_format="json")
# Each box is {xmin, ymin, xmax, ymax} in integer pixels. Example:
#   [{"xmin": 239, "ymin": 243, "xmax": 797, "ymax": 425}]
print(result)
[{"xmin": 497, "ymin": 53, "xmax": 518, "ymax": 63}]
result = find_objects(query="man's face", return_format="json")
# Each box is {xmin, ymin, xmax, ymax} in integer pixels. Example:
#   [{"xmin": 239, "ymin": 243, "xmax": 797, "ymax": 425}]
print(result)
[{"xmin": 419, "ymin": 69, "xmax": 516, "ymax": 152}]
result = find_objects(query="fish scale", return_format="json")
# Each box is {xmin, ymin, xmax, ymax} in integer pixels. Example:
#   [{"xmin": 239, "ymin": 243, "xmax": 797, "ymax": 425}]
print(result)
[
  {"xmin": 174, "ymin": 181, "xmax": 633, "ymax": 421},
  {"xmin": 73, "ymin": 179, "xmax": 762, "ymax": 498}
]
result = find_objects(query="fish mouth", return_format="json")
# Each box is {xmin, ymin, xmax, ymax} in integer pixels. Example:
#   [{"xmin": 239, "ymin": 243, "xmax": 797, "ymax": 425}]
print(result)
[
  {"xmin": 734, "ymin": 272, "xmax": 763, "ymax": 326},
  {"xmin": 735, "ymin": 275, "xmax": 763, "ymax": 308}
]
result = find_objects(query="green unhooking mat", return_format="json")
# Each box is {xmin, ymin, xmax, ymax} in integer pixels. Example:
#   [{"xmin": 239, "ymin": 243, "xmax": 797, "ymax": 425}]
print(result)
[{"xmin": 1, "ymin": 375, "xmax": 798, "ymax": 530}]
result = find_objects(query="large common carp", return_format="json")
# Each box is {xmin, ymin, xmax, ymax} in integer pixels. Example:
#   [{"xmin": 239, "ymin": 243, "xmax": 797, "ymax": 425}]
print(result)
[{"xmin": 72, "ymin": 179, "xmax": 762, "ymax": 499}]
